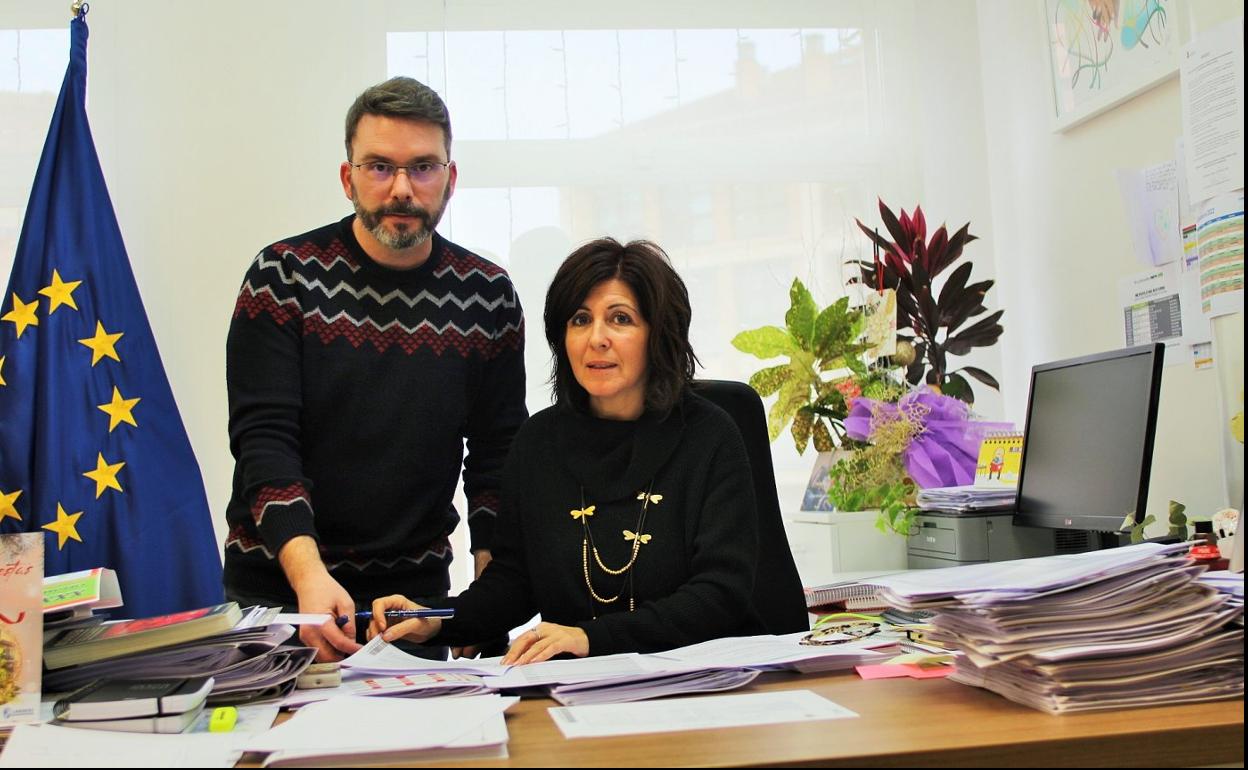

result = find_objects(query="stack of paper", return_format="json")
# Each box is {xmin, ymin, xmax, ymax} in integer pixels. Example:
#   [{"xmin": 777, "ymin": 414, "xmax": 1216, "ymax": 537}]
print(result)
[
  {"xmin": 1199, "ymin": 570, "xmax": 1244, "ymax": 615},
  {"xmin": 341, "ymin": 633, "xmax": 890, "ymax": 705},
  {"xmin": 244, "ymin": 694, "xmax": 515, "ymax": 767},
  {"xmin": 280, "ymin": 672, "xmax": 490, "ymax": 708},
  {"xmin": 870, "ymin": 543, "xmax": 1244, "ymax": 713},
  {"xmin": 916, "ymin": 485, "xmax": 1015, "ymax": 513},
  {"xmin": 43, "ymin": 618, "xmax": 315, "ymax": 706}
]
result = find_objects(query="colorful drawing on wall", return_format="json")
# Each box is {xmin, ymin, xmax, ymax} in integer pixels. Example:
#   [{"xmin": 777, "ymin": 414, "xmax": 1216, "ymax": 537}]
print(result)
[{"xmin": 1043, "ymin": 0, "xmax": 1183, "ymax": 131}]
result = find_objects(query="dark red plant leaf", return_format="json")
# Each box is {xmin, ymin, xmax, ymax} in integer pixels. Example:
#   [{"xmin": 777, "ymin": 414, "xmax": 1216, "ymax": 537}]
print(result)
[
  {"xmin": 937, "ymin": 262, "xmax": 973, "ymax": 311},
  {"xmin": 945, "ymin": 310, "xmax": 1004, "ymax": 353},
  {"xmin": 926, "ymin": 225, "xmax": 948, "ymax": 272},
  {"xmin": 878, "ymin": 200, "xmax": 909, "ymax": 255},
  {"xmin": 912, "ymin": 206, "xmax": 927, "ymax": 243},
  {"xmin": 944, "ymin": 279, "xmax": 994, "ymax": 333},
  {"xmin": 932, "ymin": 222, "xmax": 974, "ymax": 277},
  {"xmin": 958, "ymin": 366, "xmax": 1001, "ymax": 390}
]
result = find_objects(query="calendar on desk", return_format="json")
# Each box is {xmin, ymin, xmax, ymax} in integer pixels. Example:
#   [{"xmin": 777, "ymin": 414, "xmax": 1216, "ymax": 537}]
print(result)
[{"xmin": 974, "ymin": 432, "xmax": 1024, "ymax": 488}]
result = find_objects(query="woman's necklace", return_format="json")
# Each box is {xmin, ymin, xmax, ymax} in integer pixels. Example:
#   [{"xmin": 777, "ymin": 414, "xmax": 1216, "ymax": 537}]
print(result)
[{"xmin": 571, "ymin": 484, "xmax": 661, "ymax": 613}]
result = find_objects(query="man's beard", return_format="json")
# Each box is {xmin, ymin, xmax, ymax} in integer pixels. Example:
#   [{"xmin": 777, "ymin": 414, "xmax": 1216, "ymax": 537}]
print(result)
[{"xmin": 351, "ymin": 182, "xmax": 449, "ymax": 251}]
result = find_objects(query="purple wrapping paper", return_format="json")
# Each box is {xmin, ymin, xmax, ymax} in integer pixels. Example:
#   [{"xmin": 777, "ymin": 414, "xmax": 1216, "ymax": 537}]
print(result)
[{"xmin": 844, "ymin": 388, "xmax": 1010, "ymax": 489}]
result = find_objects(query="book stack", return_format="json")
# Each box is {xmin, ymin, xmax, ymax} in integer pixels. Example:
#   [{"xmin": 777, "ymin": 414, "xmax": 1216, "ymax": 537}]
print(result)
[
  {"xmin": 42, "ymin": 604, "xmax": 316, "ymax": 706},
  {"xmin": 869, "ymin": 543, "xmax": 1245, "ymax": 713},
  {"xmin": 51, "ymin": 676, "xmax": 214, "ymax": 733}
]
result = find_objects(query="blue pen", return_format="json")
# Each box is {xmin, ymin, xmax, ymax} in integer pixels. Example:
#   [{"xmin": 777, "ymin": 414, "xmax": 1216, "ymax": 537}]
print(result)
[{"xmin": 336, "ymin": 608, "xmax": 455, "ymax": 627}]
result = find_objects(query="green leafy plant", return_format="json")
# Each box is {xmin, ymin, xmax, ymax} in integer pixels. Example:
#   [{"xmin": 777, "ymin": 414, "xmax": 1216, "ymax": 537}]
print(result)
[
  {"xmin": 1122, "ymin": 499, "xmax": 1188, "ymax": 543},
  {"xmin": 828, "ymin": 452, "xmax": 916, "ymax": 535},
  {"xmin": 854, "ymin": 200, "xmax": 1004, "ymax": 404},
  {"xmin": 733, "ymin": 278, "xmax": 917, "ymax": 531},
  {"xmin": 731, "ymin": 278, "xmax": 878, "ymax": 453}
]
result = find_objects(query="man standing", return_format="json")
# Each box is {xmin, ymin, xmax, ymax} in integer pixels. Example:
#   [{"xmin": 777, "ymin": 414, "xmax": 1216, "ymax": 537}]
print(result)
[{"xmin": 224, "ymin": 77, "xmax": 525, "ymax": 661}]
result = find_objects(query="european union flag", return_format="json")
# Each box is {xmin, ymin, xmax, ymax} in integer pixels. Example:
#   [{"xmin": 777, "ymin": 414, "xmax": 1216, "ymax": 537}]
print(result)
[{"xmin": 0, "ymin": 11, "xmax": 223, "ymax": 618}]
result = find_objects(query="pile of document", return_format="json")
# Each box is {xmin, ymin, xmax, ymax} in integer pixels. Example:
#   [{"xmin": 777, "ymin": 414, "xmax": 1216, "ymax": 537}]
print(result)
[
  {"xmin": 916, "ymin": 484, "xmax": 1015, "ymax": 513},
  {"xmin": 869, "ymin": 543, "xmax": 1244, "ymax": 713},
  {"xmin": 338, "ymin": 631, "xmax": 892, "ymax": 706},
  {"xmin": 44, "ymin": 606, "xmax": 315, "ymax": 705}
]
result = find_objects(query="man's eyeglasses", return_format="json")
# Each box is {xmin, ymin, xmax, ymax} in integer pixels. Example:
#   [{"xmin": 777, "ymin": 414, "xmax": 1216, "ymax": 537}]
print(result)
[{"xmin": 349, "ymin": 160, "xmax": 450, "ymax": 185}]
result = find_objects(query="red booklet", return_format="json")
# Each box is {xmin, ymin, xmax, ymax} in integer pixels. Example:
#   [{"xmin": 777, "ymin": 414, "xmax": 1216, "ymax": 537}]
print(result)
[{"xmin": 43, "ymin": 602, "xmax": 242, "ymax": 670}]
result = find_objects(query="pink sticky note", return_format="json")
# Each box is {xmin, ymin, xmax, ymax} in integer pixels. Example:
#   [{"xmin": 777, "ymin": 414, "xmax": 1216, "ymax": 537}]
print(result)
[
  {"xmin": 856, "ymin": 664, "xmax": 954, "ymax": 680},
  {"xmin": 855, "ymin": 665, "xmax": 912, "ymax": 680}
]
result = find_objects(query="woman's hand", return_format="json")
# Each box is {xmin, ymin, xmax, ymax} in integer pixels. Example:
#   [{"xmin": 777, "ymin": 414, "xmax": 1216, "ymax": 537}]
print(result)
[
  {"xmin": 365, "ymin": 594, "xmax": 443, "ymax": 644},
  {"xmin": 501, "ymin": 622, "xmax": 589, "ymax": 665}
]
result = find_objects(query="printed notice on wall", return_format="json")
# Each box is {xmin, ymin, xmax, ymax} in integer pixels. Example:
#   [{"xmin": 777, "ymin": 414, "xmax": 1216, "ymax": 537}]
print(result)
[
  {"xmin": 1119, "ymin": 264, "xmax": 1186, "ymax": 364},
  {"xmin": 1180, "ymin": 18, "xmax": 1245, "ymax": 204},
  {"xmin": 1195, "ymin": 191, "xmax": 1245, "ymax": 317}
]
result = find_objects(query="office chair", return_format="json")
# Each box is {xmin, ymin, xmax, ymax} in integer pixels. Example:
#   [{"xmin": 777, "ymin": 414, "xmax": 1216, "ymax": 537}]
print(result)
[{"xmin": 692, "ymin": 380, "xmax": 809, "ymax": 634}]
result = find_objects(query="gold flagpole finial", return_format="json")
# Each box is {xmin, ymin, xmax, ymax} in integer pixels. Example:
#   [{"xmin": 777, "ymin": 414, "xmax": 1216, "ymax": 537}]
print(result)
[{"xmin": 71, "ymin": 1, "xmax": 88, "ymax": 18}]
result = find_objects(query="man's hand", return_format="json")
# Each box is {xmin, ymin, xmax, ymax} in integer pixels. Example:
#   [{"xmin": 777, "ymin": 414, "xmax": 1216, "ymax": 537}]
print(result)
[
  {"xmin": 501, "ymin": 622, "xmax": 589, "ymax": 665},
  {"xmin": 473, "ymin": 549, "xmax": 492, "ymax": 579},
  {"xmin": 279, "ymin": 536, "xmax": 362, "ymax": 662},
  {"xmin": 367, "ymin": 594, "xmax": 443, "ymax": 644}
]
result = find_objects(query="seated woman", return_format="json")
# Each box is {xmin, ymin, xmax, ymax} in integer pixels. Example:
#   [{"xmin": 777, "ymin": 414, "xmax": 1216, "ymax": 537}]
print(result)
[{"xmin": 369, "ymin": 237, "xmax": 765, "ymax": 663}]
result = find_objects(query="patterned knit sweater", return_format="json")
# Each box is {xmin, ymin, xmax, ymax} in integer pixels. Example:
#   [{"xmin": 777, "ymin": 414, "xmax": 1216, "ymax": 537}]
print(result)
[{"xmin": 223, "ymin": 216, "xmax": 526, "ymax": 605}]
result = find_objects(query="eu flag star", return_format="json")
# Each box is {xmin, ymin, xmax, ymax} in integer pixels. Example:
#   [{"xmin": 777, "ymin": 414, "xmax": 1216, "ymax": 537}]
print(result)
[
  {"xmin": 98, "ymin": 386, "xmax": 140, "ymax": 432},
  {"xmin": 83, "ymin": 452, "xmax": 125, "ymax": 498},
  {"xmin": 78, "ymin": 321, "xmax": 124, "ymax": 365},
  {"xmin": 42, "ymin": 503, "xmax": 84, "ymax": 549},
  {"xmin": 0, "ymin": 488, "xmax": 22, "ymax": 523},
  {"xmin": 38, "ymin": 269, "xmax": 83, "ymax": 314},
  {"xmin": 2, "ymin": 293, "xmax": 39, "ymax": 338},
  {"xmin": 0, "ymin": 355, "xmax": 6, "ymax": 387}
]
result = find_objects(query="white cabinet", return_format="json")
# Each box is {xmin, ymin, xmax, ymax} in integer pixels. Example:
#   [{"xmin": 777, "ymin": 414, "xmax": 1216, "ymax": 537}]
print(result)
[{"xmin": 782, "ymin": 510, "xmax": 909, "ymax": 587}]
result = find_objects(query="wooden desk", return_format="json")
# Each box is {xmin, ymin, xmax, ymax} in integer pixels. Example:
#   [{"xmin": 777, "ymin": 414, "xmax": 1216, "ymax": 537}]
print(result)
[{"xmin": 383, "ymin": 671, "xmax": 1243, "ymax": 768}]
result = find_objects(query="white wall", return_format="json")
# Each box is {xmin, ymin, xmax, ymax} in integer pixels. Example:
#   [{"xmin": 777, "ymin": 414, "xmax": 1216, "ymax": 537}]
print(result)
[{"xmin": 976, "ymin": 0, "xmax": 1243, "ymax": 529}]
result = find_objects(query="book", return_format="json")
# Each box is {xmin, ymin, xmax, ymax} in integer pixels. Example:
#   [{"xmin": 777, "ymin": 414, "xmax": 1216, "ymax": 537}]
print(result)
[
  {"xmin": 0, "ymin": 533, "xmax": 44, "ymax": 728},
  {"xmin": 803, "ymin": 580, "xmax": 881, "ymax": 609},
  {"xmin": 53, "ymin": 702, "xmax": 206, "ymax": 734},
  {"xmin": 43, "ymin": 568, "xmax": 123, "ymax": 616},
  {"xmin": 974, "ymin": 431, "xmax": 1024, "ymax": 488},
  {"xmin": 53, "ymin": 676, "xmax": 214, "ymax": 721},
  {"xmin": 43, "ymin": 602, "xmax": 243, "ymax": 670}
]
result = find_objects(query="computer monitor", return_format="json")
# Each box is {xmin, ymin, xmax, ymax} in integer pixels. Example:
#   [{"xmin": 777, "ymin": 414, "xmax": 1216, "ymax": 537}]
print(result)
[{"xmin": 1013, "ymin": 343, "xmax": 1165, "ymax": 540}]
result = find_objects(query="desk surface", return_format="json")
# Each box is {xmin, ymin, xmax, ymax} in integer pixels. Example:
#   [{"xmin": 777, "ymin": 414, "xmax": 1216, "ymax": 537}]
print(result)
[{"xmin": 275, "ymin": 671, "xmax": 1245, "ymax": 768}]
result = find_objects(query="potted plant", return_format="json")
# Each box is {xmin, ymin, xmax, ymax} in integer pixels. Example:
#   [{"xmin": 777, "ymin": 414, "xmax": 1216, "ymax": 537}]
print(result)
[
  {"xmin": 732, "ymin": 279, "xmax": 915, "ymax": 534},
  {"xmin": 853, "ymin": 199, "xmax": 1004, "ymax": 404}
]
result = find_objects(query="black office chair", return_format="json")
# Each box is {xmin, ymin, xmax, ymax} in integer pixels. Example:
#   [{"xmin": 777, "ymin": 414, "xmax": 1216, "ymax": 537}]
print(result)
[{"xmin": 692, "ymin": 380, "xmax": 809, "ymax": 634}]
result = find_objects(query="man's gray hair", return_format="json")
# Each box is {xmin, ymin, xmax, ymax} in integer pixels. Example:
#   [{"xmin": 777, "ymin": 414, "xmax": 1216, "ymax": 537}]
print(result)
[{"xmin": 344, "ymin": 76, "xmax": 452, "ymax": 160}]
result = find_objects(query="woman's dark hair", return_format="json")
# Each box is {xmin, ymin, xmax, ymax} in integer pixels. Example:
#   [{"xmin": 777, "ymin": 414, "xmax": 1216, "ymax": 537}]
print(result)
[{"xmin": 544, "ymin": 238, "xmax": 699, "ymax": 415}]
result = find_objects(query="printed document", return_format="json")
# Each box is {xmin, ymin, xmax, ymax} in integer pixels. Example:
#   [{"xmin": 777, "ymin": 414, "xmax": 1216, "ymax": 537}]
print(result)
[{"xmin": 548, "ymin": 690, "xmax": 857, "ymax": 738}]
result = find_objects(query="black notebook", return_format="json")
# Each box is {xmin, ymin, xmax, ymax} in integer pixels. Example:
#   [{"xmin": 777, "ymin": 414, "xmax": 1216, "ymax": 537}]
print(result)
[{"xmin": 53, "ymin": 676, "xmax": 214, "ymax": 721}]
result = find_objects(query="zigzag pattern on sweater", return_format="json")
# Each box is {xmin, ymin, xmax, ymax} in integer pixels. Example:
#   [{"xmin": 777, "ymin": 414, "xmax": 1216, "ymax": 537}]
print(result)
[
  {"xmin": 251, "ymin": 253, "xmax": 517, "ymax": 313},
  {"xmin": 323, "ymin": 538, "xmax": 453, "ymax": 572},
  {"xmin": 224, "ymin": 527, "xmax": 454, "ymax": 572},
  {"xmin": 234, "ymin": 284, "xmax": 522, "ymax": 356},
  {"xmin": 250, "ymin": 482, "xmax": 311, "ymax": 526}
]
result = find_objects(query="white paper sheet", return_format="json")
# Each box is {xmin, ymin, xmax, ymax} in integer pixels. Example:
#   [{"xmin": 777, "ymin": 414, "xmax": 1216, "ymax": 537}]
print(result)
[
  {"xmin": 242, "ymin": 693, "xmax": 516, "ymax": 753},
  {"xmin": 1116, "ymin": 162, "xmax": 1182, "ymax": 266},
  {"xmin": 0, "ymin": 725, "xmax": 246, "ymax": 768},
  {"xmin": 547, "ymin": 690, "xmax": 857, "ymax": 738},
  {"xmin": 340, "ymin": 636, "xmax": 508, "ymax": 676},
  {"xmin": 1180, "ymin": 18, "xmax": 1245, "ymax": 203}
]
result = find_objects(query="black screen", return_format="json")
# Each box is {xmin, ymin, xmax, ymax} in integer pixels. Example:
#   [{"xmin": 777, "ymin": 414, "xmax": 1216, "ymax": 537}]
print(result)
[{"xmin": 1013, "ymin": 344, "xmax": 1164, "ymax": 533}]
